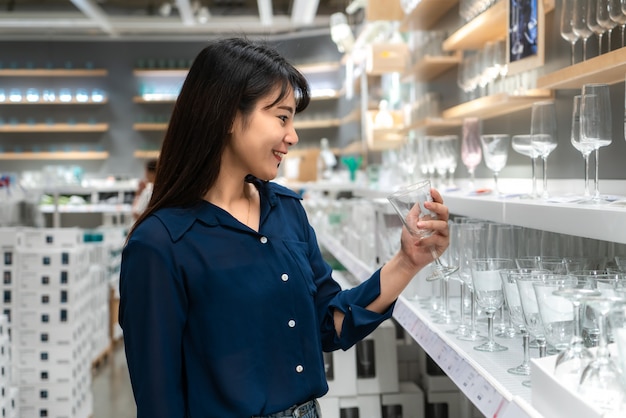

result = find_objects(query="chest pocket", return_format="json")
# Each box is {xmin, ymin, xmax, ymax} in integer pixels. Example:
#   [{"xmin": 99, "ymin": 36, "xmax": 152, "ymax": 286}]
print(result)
[{"xmin": 280, "ymin": 240, "xmax": 316, "ymax": 296}]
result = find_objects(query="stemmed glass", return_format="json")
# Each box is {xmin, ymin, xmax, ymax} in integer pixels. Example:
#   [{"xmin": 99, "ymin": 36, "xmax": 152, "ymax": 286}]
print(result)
[
  {"xmin": 587, "ymin": 0, "xmax": 606, "ymax": 54},
  {"xmin": 573, "ymin": 0, "xmax": 593, "ymax": 60},
  {"xmin": 561, "ymin": 0, "xmax": 580, "ymax": 65},
  {"xmin": 479, "ymin": 134, "xmax": 509, "ymax": 195},
  {"xmin": 461, "ymin": 117, "xmax": 482, "ymax": 191},
  {"xmin": 471, "ymin": 258, "xmax": 515, "ymax": 352},
  {"xmin": 500, "ymin": 269, "xmax": 533, "ymax": 377},
  {"xmin": 517, "ymin": 271, "xmax": 549, "ymax": 367},
  {"xmin": 609, "ymin": 0, "xmax": 626, "ymax": 47},
  {"xmin": 580, "ymin": 83, "xmax": 612, "ymax": 202},
  {"xmin": 387, "ymin": 180, "xmax": 459, "ymax": 282},
  {"xmin": 530, "ymin": 101, "xmax": 558, "ymax": 199},
  {"xmin": 570, "ymin": 95, "xmax": 595, "ymax": 199},
  {"xmin": 598, "ymin": 0, "xmax": 618, "ymax": 52},
  {"xmin": 511, "ymin": 135, "xmax": 539, "ymax": 198}
]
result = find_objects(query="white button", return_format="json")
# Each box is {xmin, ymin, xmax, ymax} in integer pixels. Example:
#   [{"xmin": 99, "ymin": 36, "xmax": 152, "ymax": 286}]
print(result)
[
  {"xmin": 260, "ymin": 236, "xmax": 268, "ymax": 244},
  {"xmin": 295, "ymin": 365, "xmax": 303, "ymax": 373},
  {"xmin": 288, "ymin": 320, "xmax": 296, "ymax": 328},
  {"xmin": 281, "ymin": 274, "xmax": 289, "ymax": 282}
]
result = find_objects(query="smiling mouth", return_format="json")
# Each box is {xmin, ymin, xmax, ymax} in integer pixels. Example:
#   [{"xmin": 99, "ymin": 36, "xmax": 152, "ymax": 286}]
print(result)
[{"xmin": 273, "ymin": 150, "xmax": 285, "ymax": 161}]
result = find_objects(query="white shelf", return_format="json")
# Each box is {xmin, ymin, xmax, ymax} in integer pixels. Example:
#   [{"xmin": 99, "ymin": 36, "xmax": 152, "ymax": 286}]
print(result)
[
  {"xmin": 39, "ymin": 204, "xmax": 132, "ymax": 214},
  {"xmin": 318, "ymin": 232, "xmax": 539, "ymax": 418}
]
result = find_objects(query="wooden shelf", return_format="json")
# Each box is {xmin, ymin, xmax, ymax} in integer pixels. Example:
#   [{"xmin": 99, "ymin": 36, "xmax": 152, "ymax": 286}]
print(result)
[
  {"xmin": 400, "ymin": 0, "xmax": 459, "ymax": 31},
  {"xmin": 537, "ymin": 47, "xmax": 626, "ymax": 90},
  {"xmin": 310, "ymin": 89, "xmax": 343, "ymax": 101},
  {"xmin": 404, "ymin": 51, "xmax": 463, "ymax": 82},
  {"xmin": 0, "ymin": 69, "xmax": 108, "ymax": 77},
  {"xmin": 133, "ymin": 123, "xmax": 168, "ymax": 131},
  {"xmin": 134, "ymin": 150, "xmax": 160, "ymax": 159},
  {"xmin": 133, "ymin": 69, "xmax": 188, "ymax": 77},
  {"xmin": 0, "ymin": 99, "xmax": 107, "ymax": 105},
  {"xmin": 0, "ymin": 151, "xmax": 109, "ymax": 160},
  {"xmin": 132, "ymin": 96, "xmax": 176, "ymax": 103},
  {"xmin": 443, "ymin": 0, "xmax": 507, "ymax": 51},
  {"xmin": 294, "ymin": 119, "xmax": 341, "ymax": 129},
  {"xmin": 296, "ymin": 62, "xmax": 341, "ymax": 74},
  {"xmin": 442, "ymin": 89, "xmax": 553, "ymax": 120},
  {"xmin": 0, "ymin": 123, "xmax": 109, "ymax": 133},
  {"xmin": 403, "ymin": 117, "xmax": 462, "ymax": 133}
]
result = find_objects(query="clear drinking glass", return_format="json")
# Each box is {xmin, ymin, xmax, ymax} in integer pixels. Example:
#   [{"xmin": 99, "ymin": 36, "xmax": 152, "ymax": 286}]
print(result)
[
  {"xmin": 471, "ymin": 258, "xmax": 515, "ymax": 352},
  {"xmin": 587, "ymin": 0, "xmax": 606, "ymax": 54},
  {"xmin": 511, "ymin": 134, "xmax": 539, "ymax": 198},
  {"xmin": 479, "ymin": 134, "xmax": 509, "ymax": 195},
  {"xmin": 598, "ymin": 0, "xmax": 618, "ymax": 52},
  {"xmin": 581, "ymin": 83, "xmax": 612, "ymax": 203},
  {"xmin": 533, "ymin": 276, "xmax": 578, "ymax": 353},
  {"xmin": 387, "ymin": 180, "xmax": 459, "ymax": 281},
  {"xmin": 500, "ymin": 269, "xmax": 533, "ymax": 376},
  {"xmin": 461, "ymin": 117, "xmax": 482, "ymax": 190},
  {"xmin": 608, "ymin": 0, "xmax": 626, "ymax": 47},
  {"xmin": 570, "ymin": 95, "xmax": 595, "ymax": 199},
  {"xmin": 530, "ymin": 101, "xmax": 558, "ymax": 199}
]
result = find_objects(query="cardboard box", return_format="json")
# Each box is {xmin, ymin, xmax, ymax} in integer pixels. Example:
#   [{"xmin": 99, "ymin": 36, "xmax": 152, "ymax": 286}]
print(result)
[
  {"xmin": 356, "ymin": 320, "xmax": 399, "ymax": 395},
  {"xmin": 366, "ymin": 43, "xmax": 409, "ymax": 75},
  {"xmin": 381, "ymin": 381, "xmax": 425, "ymax": 418},
  {"xmin": 339, "ymin": 394, "xmax": 382, "ymax": 418},
  {"xmin": 325, "ymin": 346, "xmax": 358, "ymax": 397},
  {"xmin": 365, "ymin": 0, "xmax": 404, "ymax": 21}
]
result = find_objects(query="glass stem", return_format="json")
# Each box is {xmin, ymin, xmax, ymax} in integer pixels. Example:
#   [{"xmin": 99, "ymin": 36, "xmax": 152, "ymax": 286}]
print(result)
[
  {"xmin": 521, "ymin": 330, "xmax": 530, "ymax": 368},
  {"xmin": 583, "ymin": 153, "xmax": 591, "ymax": 198},
  {"xmin": 593, "ymin": 148, "xmax": 600, "ymax": 199},
  {"xmin": 583, "ymin": 38, "xmax": 588, "ymax": 61},
  {"xmin": 493, "ymin": 172, "xmax": 499, "ymax": 195},
  {"xmin": 570, "ymin": 42, "xmax": 576, "ymax": 66},
  {"xmin": 538, "ymin": 338, "xmax": 547, "ymax": 357},
  {"xmin": 531, "ymin": 157, "xmax": 537, "ymax": 197},
  {"xmin": 486, "ymin": 311, "xmax": 494, "ymax": 345},
  {"xmin": 459, "ymin": 283, "xmax": 467, "ymax": 328},
  {"xmin": 572, "ymin": 301, "xmax": 584, "ymax": 345},
  {"xmin": 541, "ymin": 156, "xmax": 548, "ymax": 198}
]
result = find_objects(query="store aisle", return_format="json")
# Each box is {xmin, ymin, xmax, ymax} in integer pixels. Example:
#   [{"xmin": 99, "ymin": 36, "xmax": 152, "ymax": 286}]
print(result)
[{"xmin": 92, "ymin": 342, "xmax": 137, "ymax": 418}]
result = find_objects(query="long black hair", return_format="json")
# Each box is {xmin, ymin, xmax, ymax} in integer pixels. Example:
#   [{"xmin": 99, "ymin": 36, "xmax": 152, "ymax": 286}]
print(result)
[{"xmin": 130, "ymin": 37, "xmax": 311, "ymax": 236}]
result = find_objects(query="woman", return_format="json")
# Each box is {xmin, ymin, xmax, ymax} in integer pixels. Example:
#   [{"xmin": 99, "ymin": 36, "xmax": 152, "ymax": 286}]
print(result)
[{"xmin": 119, "ymin": 37, "xmax": 450, "ymax": 418}]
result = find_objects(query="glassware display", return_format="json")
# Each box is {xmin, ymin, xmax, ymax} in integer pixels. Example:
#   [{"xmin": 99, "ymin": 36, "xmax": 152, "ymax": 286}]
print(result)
[
  {"xmin": 597, "ymin": 0, "xmax": 618, "ymax": 52},
  {"xmin": 470, "ymin": 258, "xmax": 515, "ymax": 352},
  {"xmin": 570, "ymin": 95, "xmax": 595, "ymax": 199},
  {"xmin": 461, "ymin": 117, "xmax": 482, "ymax": 190},
  {"xmin": 511, "ymin": 135, "xmax": 539, "ymax": 198},
  {"xmin": 587, "ymin": 0, "xmax": 606, "ymax": 54},
  {"xmin": 608, "ymin": 0, "xmax": 626, "ymax": 47},
  {"xmin": 580, "ymin": 83, "xmax": 612, "ymax": 202},
  {"xmin": 387, "ymin": 180, "xmax": 459, "ymax": 282},
  {"xmin": 530, "ymin": 101, "xmax": 558, "ymax": 199},
  {"xmin": 500, "ymin": 269, "xmax": 533, "ymax": 376}
]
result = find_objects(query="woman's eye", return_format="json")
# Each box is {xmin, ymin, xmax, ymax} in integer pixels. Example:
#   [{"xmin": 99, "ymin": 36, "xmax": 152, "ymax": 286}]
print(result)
[{"xmin": 278, "ymin": 115, "xmax": 289, "ymax": 123}]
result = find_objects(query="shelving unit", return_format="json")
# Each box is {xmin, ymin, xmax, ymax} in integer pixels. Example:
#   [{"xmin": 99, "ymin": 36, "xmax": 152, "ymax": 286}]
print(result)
[
  {"xmin": 403, "ymin": 117, "xmax": 463, "ymax": 134},
  {"xmin": 296, "ymin": 62, "xmax": 342, "ymax": 74},
  {"xmin": 400, "ymin": 0, "xmax": 459, "ymax": 31},
  {"xmin": 536, "ymin": 47, "xmax": 626, "ymax": 90},
  {"xmin": 0, "ymin": 151, "xmax": 109, "ymax": 160},
  {"xmin": 0, "ymin": 69, "xmax": 108, "ymax": 77},
  {"xmin": 0, "ymin": 123, "xmax": 109, "ymax": 133},
  {"xmin": 404, "ymin": 51, "xmax": 463, "ymax": 83},
  {"xmin": 132, "ymin": 96, "xmax": 176, "ymax": 103},
  {"xmin": 132, "ymin": 69, "xmax": 187, "ymax": 77},
  {"xmin": 294, "ymin": 119, "xmax": 341, "ymax": 129},
  {"xmin": 132, "ymin": 123, "xmax": 168, "ymax": 131},
  {"xmin": 442, "ymin": 0, "xmax": 507, "ymax": 51},
  {"xmin": 441, "ymin": 89, "xmax": 553, "ymax": 120},
  {"xmin": 0, "ymin": 99, "xmax": 108, "ymax": 105},
  {"xmin": 133, "ymin": 150, "xmax": 160, "ymax": 159}
]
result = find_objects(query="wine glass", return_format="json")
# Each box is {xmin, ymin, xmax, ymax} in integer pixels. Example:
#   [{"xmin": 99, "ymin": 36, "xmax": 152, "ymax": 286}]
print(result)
[
  {"xmin": 573, "ymin": 0, "xmax": 593, "ymax": 60},
  {"xmin": 530, "ymin": 101, "xmax": 558, "ymax": 200},
  {"xmin": 387, "ymin": 180, "xmax": 459, "ymax": 282},
  {"xmin": 461, "ymin": 117, "xmax": 482, "ymax": 191},
  {"xmin": 471, "ymin": 258, "xmax": 515, "ymax": 352},
  {"xmin": 533, "ymin": 276, "xmax": 579, "ymax": 353},
  {"xmin": 598, "ymin": 0, "xmax": 618, "ymax": 52},
  {"xmin": 580, "ymin": 83, "xmax": 612, "ymax": 203},
  {"xmin": 479, "ymin": 134, "xmax": 509, "ymax": 195},
  {"xmin": 570, "ymin": 95, "xmax": 595, "ymax": 200},
  {"xmin": 511, "ymin": 134, "xmax": 539, "ymax": 198},
  {"xmin": 561, "ymin": 0, "xmax": 580, "ymax": 65},
  {"xmin": 609, "ymin": 0, "xmax": 626, "ymax": 47},
  {"xmin": 587, "ymin": 0, "xmax": 606, "ymax": 55},
  {"xmin": 500, "ymin": 269, "xmax": 533, "ymax": 377}
]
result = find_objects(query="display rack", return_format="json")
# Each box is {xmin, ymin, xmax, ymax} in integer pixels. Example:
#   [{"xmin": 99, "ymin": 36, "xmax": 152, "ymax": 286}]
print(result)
[
  {"xmin": 132, "ymin": 123, "xmax": 168, "ymax": 131},
  {"xmin": 536, "ymin": 47, "xmax": 626, "ymax": 90},
  {"xmin": 400, "ymin": 0, "xmax": 459, "ymax": 31},
  {"xmin": 0, "ymin": 123, "xmax": 109, "ymax": 133},
  {"xmin": 403, "ymin": 117, "xmax": 462, "ymax": 134},
  {"xmin": 441, "ymin": 90, "xmax": 553, "ymax": 121},
  {"xmin": 0, "ymin": 69, "xmax": 108, "ymax": 77},
  {"xmin": 442, "ymin": 0, "xmax": 507, "ymax": 51},
  {"xmin": 404, "ymin": 51, "xmax": 463, "ymax": 83},
  {"xmin": 133, "ymin": 150, "xmax": 160, "ymax": 159},
  {"xmin": 0, "ymin": 151, "xmax": 109, "ymax": 160}
]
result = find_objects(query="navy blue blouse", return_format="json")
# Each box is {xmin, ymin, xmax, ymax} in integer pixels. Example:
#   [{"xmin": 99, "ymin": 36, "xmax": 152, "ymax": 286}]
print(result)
[{"xmin": 119, "ymin": 178, "xmax": 394, "ymax": 417}]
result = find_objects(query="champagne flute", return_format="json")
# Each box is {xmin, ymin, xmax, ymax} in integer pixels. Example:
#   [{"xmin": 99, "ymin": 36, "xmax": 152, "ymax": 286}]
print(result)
[
  {"xmin": 461, "ymin": 117, "xmax": 482, "ymax": 191},
  {"xmin": 598, "ymin": 0, "xmax": 618, "ymax": 52},
  {"xmin": 479, "ymin": 134, "xmax": 509, "ymax": 196},
  {"xmin": 387, "ymin": 180, "xmax": 459, "ymax": 282},
  {"xmin": 530, "ymin": 101, "xmax": 558, "ymax": 199},
  {"xmin": 511, "ymin": 135, "xmax": 539, "ymax": 198},
  {"xmin": 581, "ymin": 83, "xmax": 612, "ymax": 203},
  {"xmin": 570, "ymin": 95, "xmax": 595, "ymax": 199},
  {"xmin": 573, "ymin": 0, "xmax": 594, "ymax": 60},
  {"xmin": 587, "ymin": 0, "xmax": 606, "ymax": 54},
  {"xmin": 561, "ymin": 0, "xmax": 580, "ymax": 65},
  {"xmin": 609, "ymin": 0, "xmax": 626, "ymax": 47}
]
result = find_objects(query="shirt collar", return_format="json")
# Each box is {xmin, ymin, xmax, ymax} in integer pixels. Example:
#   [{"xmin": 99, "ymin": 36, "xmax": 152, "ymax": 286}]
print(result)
[{"xmin": 153, "ymin": 178, "xmax": 302, "ymax": 242}]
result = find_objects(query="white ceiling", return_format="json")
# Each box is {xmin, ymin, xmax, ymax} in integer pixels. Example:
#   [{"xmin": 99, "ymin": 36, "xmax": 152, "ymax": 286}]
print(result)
[{"xmin": 0, "ymin": 0, "xmax": 357, "ymax": 40}]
